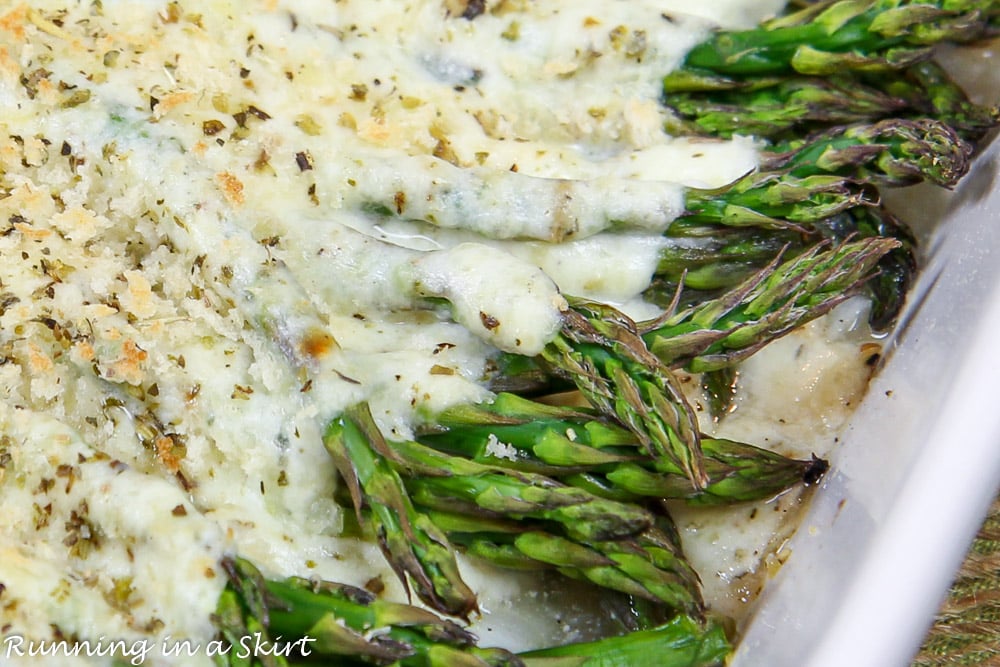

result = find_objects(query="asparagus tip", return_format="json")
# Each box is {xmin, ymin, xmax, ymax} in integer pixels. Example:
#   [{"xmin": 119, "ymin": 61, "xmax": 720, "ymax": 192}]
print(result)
[{"xmin": 803, "ymin": 455, "xmax": 829, "ymax": 486}]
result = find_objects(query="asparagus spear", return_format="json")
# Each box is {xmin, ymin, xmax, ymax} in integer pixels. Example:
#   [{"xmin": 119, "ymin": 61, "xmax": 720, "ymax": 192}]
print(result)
[
  {"xmin": 557, "ymin": 525, "xmax": 706, "ymax": 618},
  {"xmin": 681, "ymin": 172, "xmax": 877, "ymax": 229},
  {"xmin": 375, "ymin": 430, "xmax": 656, "ymax": 543},
  {"xmin": 348, "ymin": 154, "xmax": 840, "ymax": 240},
  {"xmin": 603, "ymin": 444, "xmax": 827, "ymax": 505},
  {"xmin": 641, "ymin": 236, "xmax": 901, "ymax": 373},
  {"xmin": 323, "ymin": 404, "xmax": 478, "ymax": 618},
  {"xmin": 761, "ymin": 118, "xmax": 973, "ymax": 187},
  {"xmin": 339, "ymin": 124, "xmax": 931, "ymax": 337},
  {"xmin": 282, "ymin": 492, "xmax": 701, "ymax": 619},
  {"xmin": 433, "ymin": 514, "xmax": 706, "ymax": 616},
  {"xmin": 655, "ymin": 203, "xmax": 916, "ymax": 331},
  {"xmin": 810, "ymin": 204, "xmax": 917, "ymax": 332},
  {"xmin": 353, "ymin": 119, "xmax": 959, "ymax": 244},
  {"xmin": 344, "ymin": 149, "xmax": 686, "ymax": 242},
  {"xmin": 664, "ymin": 61, "xmax": 999, "ymax": 142},
  {"xmin": 518, "ymin": 614, "xmax": 730, "ymax": 667},
  {"xmin": 215, "ymin": 557, "xmax": 522, "ymax": 667},
  {"xmin": 874, "ymin": 59, "xmax": 1000, "ymax": 141},
  {"xmin": 541, "ymin": 300, "xmax": 708, "ymax": 488},
  {"xmin": 678, "ymin": 118, "xmax": 969, "ymax": 243},
  {"xmin": 349, "ymin": 501, "xmax": 705, "ymax": 615},
  {"xmin": 663, "ymin": 0, "xmax": 998, "ymax": 84},
  {"xmin": 322, "ymin": 114, "xmax": 969, "ymax": 246},
  {"xmin": 421, "ymin": 393, "xmax": 827, "ymax": 506},
  {"xmin": 665, "ymin": 75, "xmax": 911, "ymax": 139},
  {"xmin": 655, "ymin": 225, "xmax": 802, "ymax": 292}
]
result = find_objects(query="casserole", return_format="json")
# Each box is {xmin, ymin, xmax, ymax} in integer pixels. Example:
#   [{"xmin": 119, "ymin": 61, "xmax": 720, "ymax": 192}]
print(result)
[{"xmin": 0, "ymin": 2, "xmax": 996, "ymax": 665}]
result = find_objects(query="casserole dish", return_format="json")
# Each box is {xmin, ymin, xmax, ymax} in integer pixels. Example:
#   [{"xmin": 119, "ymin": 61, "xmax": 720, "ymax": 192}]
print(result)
[{"xmin": 735, "ymin": 132, "xmax": 1000, "ymax": 666}]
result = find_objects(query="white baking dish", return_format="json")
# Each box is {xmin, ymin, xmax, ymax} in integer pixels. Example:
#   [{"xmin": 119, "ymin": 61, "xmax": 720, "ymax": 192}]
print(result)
[{"xmin": 733, "ymin": 134, "xmax": 1000, "ymax": 666}]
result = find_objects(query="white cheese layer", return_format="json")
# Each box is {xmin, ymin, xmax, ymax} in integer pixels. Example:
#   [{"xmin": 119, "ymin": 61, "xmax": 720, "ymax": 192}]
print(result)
[{"xmin": 410, "ymin": 243, "xmax": 567, "ymax": 355}]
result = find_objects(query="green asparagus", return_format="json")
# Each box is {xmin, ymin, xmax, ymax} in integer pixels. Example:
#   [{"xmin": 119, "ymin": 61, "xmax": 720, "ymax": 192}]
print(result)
[
  {"xmin": 541, "ymin": 300, "xmax": 708, "ymax": 488},
  {"xmin": 323, "ymin": 404, "xmax": 478, "ymax": 618},
  {"xmin": 761, "ymin": 118, "xmax": 972, "ymax": 187},
  {"xmin": 641, "ymin": 237, "xmax": 901, "ymax": 372},
  {"xmin": 518, "ymin": 615, "xmax": 730, "ymax": 667},
  {"xmin": 387, "ymin": 436, "xmax": 655, "ymax": 543},
  {"xmin": 654, "ymin": 225, "xmax": 802, "ymax": 293},
  {"xmin": 324, "ymin": 402, "xmax": 708, "ymax": 612},
  {"xmin": 665, "ymin": 74, "xmax": 912, "ymax": 139},
  {"xmin": 421, "ymin": 393, "xmax": 827, "ymax": 506},
  {"xmin": 875, "ymin": 59, "xmax": 1000, "ymax": 141},
  {"xmin": 811, "ymin": 204, "xmax": 917, "ymax": 331},
  {"xmin": 662, "ymin": 0, "xmax": 998, "ymax": 83},
  {"xmin": 666, "ymin": 61, "xmax": 999, "ymax": 142},
  {"xmin": 10, "ymin": 3, "xmax": 994, "ymax": 667},
  {"xmin": 681, "ymin": 172, "xmax": 877, "ymax": 229},
  {"xmin": 653, "ymin": 204, "xmax": 916, "ymax": 331},
  {"xmin": 214, "ymin": 557, "xmax": 522, "ymax": 667},
  {"xmin": 486, "ymin": 237, "xmax": 898, "ymax": 430},
  {"xmin": 425, "ymin": 515, "xmax": 706, "ymax": 616}
]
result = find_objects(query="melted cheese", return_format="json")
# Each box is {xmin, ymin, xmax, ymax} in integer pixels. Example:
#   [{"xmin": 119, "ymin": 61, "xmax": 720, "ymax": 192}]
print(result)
[{"xmin": 0, "ymin": 1, "xmax": 879, "ymax": 664}]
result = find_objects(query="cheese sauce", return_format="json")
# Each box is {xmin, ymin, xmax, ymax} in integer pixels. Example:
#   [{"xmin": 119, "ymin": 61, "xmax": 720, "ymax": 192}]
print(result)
[{"xmin": 0, "ymin": 1, "xmax": 877, "ymax": 664}]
